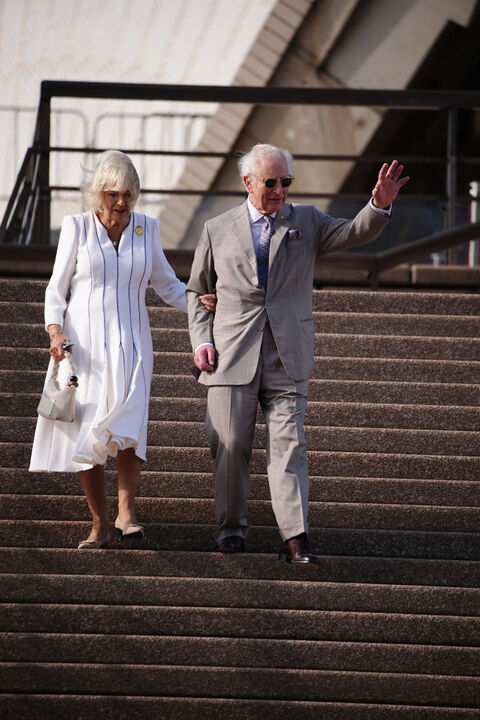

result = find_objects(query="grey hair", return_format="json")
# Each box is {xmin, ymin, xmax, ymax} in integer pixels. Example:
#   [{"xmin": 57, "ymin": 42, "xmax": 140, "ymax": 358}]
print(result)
[
  {"xmin": 81, "ymin": 150, "xmax": 140, "ymax": 212},
  {"xmin": 238, "ymin": 143, "xmax": 294, "ymax": 188}
]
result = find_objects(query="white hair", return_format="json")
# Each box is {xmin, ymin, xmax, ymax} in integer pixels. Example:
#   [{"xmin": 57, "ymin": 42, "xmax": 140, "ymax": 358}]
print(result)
[
  {"xmin": 238, "ymin": 143, "xmax": 294, "ymax": 188},
  {"xmin": 81, "ymin": 150, "xmax": 140, "ymax": 212}
]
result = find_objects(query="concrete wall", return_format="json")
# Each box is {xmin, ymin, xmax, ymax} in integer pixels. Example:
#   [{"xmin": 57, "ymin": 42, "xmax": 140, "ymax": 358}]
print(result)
[
  {"xmin": 0, "ymin": 0, "xmax": 276, "ymax": 233},
  {"xmin": 179, "ymin": 0, "xmax": 478, "ymax": 247}
]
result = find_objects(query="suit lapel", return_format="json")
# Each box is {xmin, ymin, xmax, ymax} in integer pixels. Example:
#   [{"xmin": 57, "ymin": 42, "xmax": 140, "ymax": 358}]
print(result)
[
  {"xmin": 231, "ymin": 202, "xmax": 258, "ymax": 276},
  {"xmin": 269, "ymin": 203, "xmax": 293, "ymax": 269}
]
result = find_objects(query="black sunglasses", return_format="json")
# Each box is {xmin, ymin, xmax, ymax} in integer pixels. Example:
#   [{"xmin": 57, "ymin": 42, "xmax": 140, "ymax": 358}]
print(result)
[{"xmin": 258, "ymin": 176, "xmax": 294, "ymax": 188}]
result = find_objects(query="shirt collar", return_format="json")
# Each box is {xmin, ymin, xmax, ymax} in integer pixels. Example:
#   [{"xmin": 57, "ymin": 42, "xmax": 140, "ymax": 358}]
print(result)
[{"xmin": 247, "ymin": 196, "xmax": 277, "ymax": 223}]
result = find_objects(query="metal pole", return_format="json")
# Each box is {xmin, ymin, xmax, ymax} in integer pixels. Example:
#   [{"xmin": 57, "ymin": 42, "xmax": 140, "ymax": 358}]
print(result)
[
  {"xmin": 35, "ymin": 94, "xmax": 51, "ymax": 245},
  {"xmin": 468, "ymin": 181, "xmax": 479, "ymax": 266},
  {"xmin": 446, "ymin": 108, "xmax": 457, "ymax": 263}
]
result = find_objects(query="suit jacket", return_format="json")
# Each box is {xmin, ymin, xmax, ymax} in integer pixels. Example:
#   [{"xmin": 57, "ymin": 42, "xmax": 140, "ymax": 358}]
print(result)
[{"xmin": 187, "ymin": 201, "xmax": 389, "ymax": 384}]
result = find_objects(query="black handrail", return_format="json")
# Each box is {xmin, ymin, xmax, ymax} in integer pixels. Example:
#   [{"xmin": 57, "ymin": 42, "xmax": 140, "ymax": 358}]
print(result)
[
  {"xmin": 376, "ymin": 221, "xmax": 480, "ymax": 271},
  {"xmin": 0, "ymin": 147, "xmax": 36, "ymax": 243},
  {"xmin": 39, "ymin": 81, "xmax": 480, "ymax": 108},
  {"xmin": 318, "ymin": 221, "xmax": 480, "ymax": 288},
  {"xmin": 1, "ymin": 81, "xmax": 480, "ymax": 286}
]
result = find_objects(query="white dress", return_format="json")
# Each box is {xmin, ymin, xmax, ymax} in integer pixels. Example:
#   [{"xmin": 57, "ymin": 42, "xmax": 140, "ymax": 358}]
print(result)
[{"xmin": 29, "ymin": 211, "xmax": 187, "ymax": 473}]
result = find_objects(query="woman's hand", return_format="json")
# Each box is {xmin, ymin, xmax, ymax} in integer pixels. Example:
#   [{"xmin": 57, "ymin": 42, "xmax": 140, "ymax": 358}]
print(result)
[
  {"xmin": 49, "ymin": 333, "xmax": 71, "ymax": 362},
  {"xmin": 199, "ymin": 291, "xmax": 217, "ymax": 313}
]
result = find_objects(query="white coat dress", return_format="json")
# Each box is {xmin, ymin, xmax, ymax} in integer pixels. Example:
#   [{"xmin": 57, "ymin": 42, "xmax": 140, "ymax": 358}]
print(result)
[{"xmin": 29, "ymin": 211, "xmax": 187, "ymax": 473}]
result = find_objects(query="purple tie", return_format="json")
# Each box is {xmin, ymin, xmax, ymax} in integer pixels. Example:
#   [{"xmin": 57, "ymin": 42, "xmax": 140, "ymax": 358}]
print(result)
[{"xmin": 257, "ymin": 215, "xmax": 274, "ymax": 288}]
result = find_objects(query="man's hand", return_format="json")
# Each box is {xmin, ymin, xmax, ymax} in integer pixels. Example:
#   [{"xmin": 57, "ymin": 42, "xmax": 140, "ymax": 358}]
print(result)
[
  {"xmin": 199, "ymin": 292, "xmax": 217, "ymax": 313},
  {"xmin": 194, "ymin": 344, "xmax": 216, "ymax": 372},
  {"xmin": 372, "ymin": 160, "xmax": 409, "ymax": 209}
]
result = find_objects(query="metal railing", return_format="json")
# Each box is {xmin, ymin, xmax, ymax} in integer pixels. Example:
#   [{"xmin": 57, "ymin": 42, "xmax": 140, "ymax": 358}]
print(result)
[
  {"xmin": 1, "ymin": 80, "xmax": 480, "ymax": 286},
  {"xmin": 1, "ymin": 146, "xmax": 41, "ymax": 246}
]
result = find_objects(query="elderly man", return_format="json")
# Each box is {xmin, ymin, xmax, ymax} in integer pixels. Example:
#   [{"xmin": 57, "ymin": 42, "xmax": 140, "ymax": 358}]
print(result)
[{"xmin": 187, "ymin": 143, "xmax": 408, "ymax": 565}]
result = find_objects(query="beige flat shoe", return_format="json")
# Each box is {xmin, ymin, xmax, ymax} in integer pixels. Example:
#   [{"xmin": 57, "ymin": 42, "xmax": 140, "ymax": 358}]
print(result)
[
  {"xmin": 77, "ymin": 533, "xmax": 111, "ymax": 549},
  {"xmin": 115, "ymin": 517, "xmax": 145, "ymax": 539}
]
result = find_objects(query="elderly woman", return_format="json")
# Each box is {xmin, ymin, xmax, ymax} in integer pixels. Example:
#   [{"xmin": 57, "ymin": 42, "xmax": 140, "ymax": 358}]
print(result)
[{"xmin": 29, "ymin": 150, "xmax": 214, "ymax": 548}]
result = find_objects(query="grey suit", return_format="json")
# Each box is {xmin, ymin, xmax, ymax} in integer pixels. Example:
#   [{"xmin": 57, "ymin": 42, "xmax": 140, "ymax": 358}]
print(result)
[{"xmin": 187, "ymin": 200, "xmax": 389, "ymax": 541}]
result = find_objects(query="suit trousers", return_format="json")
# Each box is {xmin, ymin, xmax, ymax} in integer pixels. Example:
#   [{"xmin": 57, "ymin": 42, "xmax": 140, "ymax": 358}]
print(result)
[{"xmin": 206, "ymin": 322, "xmax": 310, "ymax": 542}]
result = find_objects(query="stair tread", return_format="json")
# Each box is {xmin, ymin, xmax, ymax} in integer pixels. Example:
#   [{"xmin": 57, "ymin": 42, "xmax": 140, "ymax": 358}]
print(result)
[
  {"xmin": 2, "ymin": 498, "xmax": 480, "ymax": 534},
  {"xmin": 4, "ymin": 443, "xmax": 480, "ymax": 481},
  {"xmin": 2, "ymin": 662, "xmax": 480, "ymax": 707},
  {"xmin": 1, "ymin": 522, "xmax": 480, "ymax": 559},
  {"xmin": 1, "ymin": 547, "xmax": 479, "ymax": 583},
  {"xmin": 2, "ymin": 605, "xmax": 480, "ymax": 648},
  {"xmin": 4, "ymin": 306, "xmax": 480, "ymax": 338},
  {"xmin": 4, "ymin": 324, "xmax": 480, "ymax": 362},
  {"xmin": 2, "ymin": 417, "xmax": 480, "ymax": 456},
  {"xmin": 1, "ymin": 370, "xmax": 478, "ymax": 401},
  {"xmin": 1, "ymin": 348, "xmax": 478, "ymax": 384},
  {"xmin": 0, "ymin": 696, "xmax": 477, "ymax": 720},
  {"xmin": 2, "ymin": 633, "xmax": 480, "ymax": 675},
  {"xmin": 2, "ymin": 278, "xmax": 479, "ymax": 312},
  {"xmin": 2, "ymin": 573, "xmax": 480, "ymax": 615},
  {"xmin": 5, "ymin": 393, "xmax": 480, "ymax": 431}
]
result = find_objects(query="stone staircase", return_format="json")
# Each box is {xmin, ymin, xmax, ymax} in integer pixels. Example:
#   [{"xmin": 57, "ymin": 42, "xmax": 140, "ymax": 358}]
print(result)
[{"xmin": 1, "ymin": 276, "xmax": 480, "ymax": 719}]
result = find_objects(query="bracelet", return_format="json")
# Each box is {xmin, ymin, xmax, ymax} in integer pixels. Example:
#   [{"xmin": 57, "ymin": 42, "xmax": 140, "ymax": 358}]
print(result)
[{"xmin": 49, "ymin": 331, "xmax": 63, "ymax": 342}]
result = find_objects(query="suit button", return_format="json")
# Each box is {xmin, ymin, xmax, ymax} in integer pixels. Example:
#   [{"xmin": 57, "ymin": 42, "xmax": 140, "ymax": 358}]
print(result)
[{"xmin": 256, "ymin": 325, "xmax": 264, "ymax": 331}]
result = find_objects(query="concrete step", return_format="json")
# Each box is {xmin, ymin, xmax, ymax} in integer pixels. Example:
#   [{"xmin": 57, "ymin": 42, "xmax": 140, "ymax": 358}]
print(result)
[
  {"xmin": 2, "ymin": 493, "xmax": 480, "ymax": 533},
  {"xmin": 2, "ymin": 369, "xmax": 478, "ymax": 406},
  {"xmin": 1, "ymin": 347, "xmax": 478, "ymax": 384},
  {"xmin": 2, "ymin": 301, "xmax": 189, "ymax": 329},
  {"xmin": 2, "ymin": 547, "xmax": 480, "ymax": 586},
  {"xmin": 5, "ymin": 442, "xmax": 479, "ymax": 480},
  {"xmin": 149, "ymin": 329, "xmax": 480, "ymax": 360},
  {"xmin": 5, "ymin": 392, "xmax": 480, "ymax": 431},
  {"xmin": 317, "ymin": 334, "xmax": 480, "ymax": 362},
  {"xmin": 163, "ymin": 399, "xmax": 480, "ymax": 430},
  {"xmin": 5, "ymin": 370, "xmax": 480, "ymax": 411},
  {"xmin": 3, "ymin": 632, "xmax": 480, "ymax": 675},
  {"xmin": 2, "ymin": 662, "xmax": 480, "ymax": 705},
  {"xmin": 0, "ymin": 278, "xmax": 48, "ymax": 302},
  {"xmin": 3, "ymin": 417, "xmax": 479, "ymax": 456},
  {"xmin": 314, "ymin": 357, "xmax": 478, "ymax": 383},
  {"xmin": 309, "ymin": 289, "xmax": 480, "ymax": 316},
  {"xmin": 2, "ymin": 603, "xmax": 480, "ymax": 646},
  {"xmin": 303, "ymin": 379, "xmax": 480, "ymax": 405},
  {"xmin": 3, "ymin": 469, "xmax": 480, "ymax": 508},
  {"xmin": 149, "ymin": 286, "xmax": 480, "ymax": 316},
  {"xmin": 156, "ymin": 422, "xmax": 480, "ymax": 455},
  {"xmin": 2, "ymin": 370, "xmax": 480, "ymax": 406},
  {"xmin": 1, "ymin": 696, "xmax": 478, "ymax": 720},
  {"xmin": 158, "ymin": 353, "xmax": 480, "ymax": 383},
  {"xmin": 1, "ymin": 521, "xmax": 480, "ymax": 559},
  {"xmin": 2, "ymin": 573, "xmax": 480, "ymax": 616},
  {"xmin": 5, "ymin": 300, "xmax": 480, "ymax": 338},
  {"xmin": 3, "ymin": 277, "xmax": 478, "ymax": 314},
  {"xmin": 314, "ymin": 312, "xmax": 480, "ymax": 338},
  {"xmin": 5, "ymin": 323, "xmax": 480, "ymax": 361}
]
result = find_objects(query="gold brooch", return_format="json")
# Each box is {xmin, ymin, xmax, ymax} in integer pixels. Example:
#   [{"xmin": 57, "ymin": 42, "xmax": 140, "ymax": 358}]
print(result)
[{"xmin": 135, "ymin": 226, "xmax": 144, "ymax": 236}]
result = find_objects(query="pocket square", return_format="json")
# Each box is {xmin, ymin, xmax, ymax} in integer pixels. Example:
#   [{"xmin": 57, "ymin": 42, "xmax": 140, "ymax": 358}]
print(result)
[{"xmin": 288, "ymin": 228, "xmax": 303, "ymax": 241}]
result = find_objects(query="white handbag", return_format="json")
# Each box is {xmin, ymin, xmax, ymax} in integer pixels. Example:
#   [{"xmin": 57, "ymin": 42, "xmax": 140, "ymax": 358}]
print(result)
[{"xmin": 37, "ymin": 351, "xmax": 78, "ymax": 423}]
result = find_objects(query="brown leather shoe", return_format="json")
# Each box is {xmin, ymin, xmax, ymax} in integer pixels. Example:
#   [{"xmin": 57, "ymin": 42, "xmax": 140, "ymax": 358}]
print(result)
[
  {"xmin": 278, "ymin": 533, "xmax": 318, "ymax": 566},
  {"xmin": 217, "ymin": 535, "xmax": 245, "ymax": 553}
]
